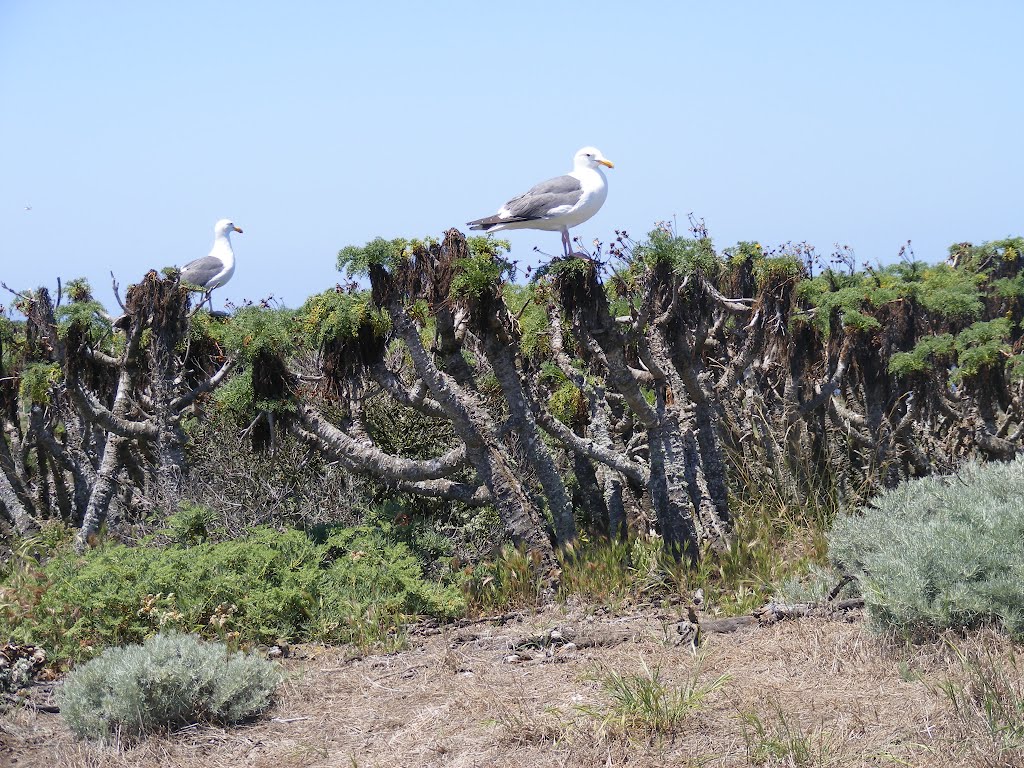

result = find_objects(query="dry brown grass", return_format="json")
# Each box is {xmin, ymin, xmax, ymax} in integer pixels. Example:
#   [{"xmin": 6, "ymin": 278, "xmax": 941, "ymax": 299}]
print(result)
[{"xmin": 3, "ymin": 605, "xmax": 1021, "ymax": 767}]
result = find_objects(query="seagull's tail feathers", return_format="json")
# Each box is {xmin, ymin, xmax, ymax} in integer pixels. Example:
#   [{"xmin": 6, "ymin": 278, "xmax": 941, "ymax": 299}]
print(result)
[{"xmin": 467, "ymin": 215, "xmax": 537, "ymax": 232}]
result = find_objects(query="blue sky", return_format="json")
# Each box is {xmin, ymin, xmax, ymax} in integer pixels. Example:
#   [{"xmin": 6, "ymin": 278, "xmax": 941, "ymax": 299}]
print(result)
[{"xmin": 2, "ymin": 2, "xmax": 1023, "ymax": 312}]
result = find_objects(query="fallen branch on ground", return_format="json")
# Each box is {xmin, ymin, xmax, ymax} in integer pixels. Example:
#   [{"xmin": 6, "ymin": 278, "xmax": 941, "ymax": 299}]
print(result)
[{"xmin": 752, "ymin": 597, "xmax": 865, "ymax": 625}]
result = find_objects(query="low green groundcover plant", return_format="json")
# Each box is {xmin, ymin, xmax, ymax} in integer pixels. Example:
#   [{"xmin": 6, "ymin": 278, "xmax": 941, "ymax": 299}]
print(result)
[
  {"xmin": 829, "ymin": 456, "xmax": 1024, "ymax": 638},
  {"xmin": 0, "ymin": 521, "xmax": 465, "ymax": 665},
  {"xmin": 58, "ymin": 632, "xmax": 282, "ymax": 742}
]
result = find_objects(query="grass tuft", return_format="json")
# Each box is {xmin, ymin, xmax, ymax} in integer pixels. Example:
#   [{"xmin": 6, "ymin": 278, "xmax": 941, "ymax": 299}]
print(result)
[
  {"xmin": 936, "ymin": 640, "xmax": 1024, "ymax": 760},
  {"xmin": 580, "ymin": 655, "xmax": 728, "ymax": 736},
  {"xmin": 740, "ymin": 699, "xmax": 843, "ymax": 767}
]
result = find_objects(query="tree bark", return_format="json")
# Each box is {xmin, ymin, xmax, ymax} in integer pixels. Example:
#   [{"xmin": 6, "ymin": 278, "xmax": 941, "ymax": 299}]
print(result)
[
  {"xmin": 481, "ymin": 331, "xmax": 576, "ymax": 547},
  {"xmin": 372, "ymin": 265, "xmax": 556, "ymax": 568}
]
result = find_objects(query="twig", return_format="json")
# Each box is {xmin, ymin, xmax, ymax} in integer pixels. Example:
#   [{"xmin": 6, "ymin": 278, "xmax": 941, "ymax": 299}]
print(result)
[
  {"xmin": 0, "ymin": 281, "xmax": 32, "ymax": 301},
  {"xmin": 1, "ymin": 693, "xmax": 60, "ymax": 713},
  {"xmin": 826, "ymin": 574, "xmax": 855, "ymax": 602},
  {"xmin": 453, "ymin": 611, "xmax": 525, "ymax": 628},
  {"xmin": 188, "ymin": 294, "xmax": 211, "ymax": 321},
  {"xmin": 110, "ymin": 271, "xmax": 127, "ymax": 312}
]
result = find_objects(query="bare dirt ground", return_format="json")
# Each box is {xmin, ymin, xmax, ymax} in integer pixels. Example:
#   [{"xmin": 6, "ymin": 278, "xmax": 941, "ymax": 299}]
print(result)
[{"xmin": 2, "ymin": 603, "xmax": 1019, "ymax": 767}]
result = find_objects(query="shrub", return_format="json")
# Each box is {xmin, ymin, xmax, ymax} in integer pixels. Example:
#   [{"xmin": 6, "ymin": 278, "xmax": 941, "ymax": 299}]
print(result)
[
  {"xmin": 58, "ymin": 632, "xmax": 281, "ymax": 743},
  {"xmin": 166, "ymin": 501, "xmax": 221, "ymax": 545},
  {"xmin": 829, "ymin": 456, "xmax": 1024, "ymax": 638},
  {"xmin": 0, "ymin": 522, "xmax": 465, "ymax": 665}
]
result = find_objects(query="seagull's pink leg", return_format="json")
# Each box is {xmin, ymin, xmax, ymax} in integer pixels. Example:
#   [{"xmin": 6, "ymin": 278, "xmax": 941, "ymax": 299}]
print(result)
[{"xmin": 561, "ymin": 227, "xmax": 572, "ymax": 256}]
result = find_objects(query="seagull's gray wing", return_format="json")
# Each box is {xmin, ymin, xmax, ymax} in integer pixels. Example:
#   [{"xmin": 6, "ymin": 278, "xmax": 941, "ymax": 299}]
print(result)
[
  {"xmin": 503, "ymin": 175, "xmax": 583, "ymax": 220},
  {"xmin": 179, "ymin": 256, "xmax": 224, "ymax": 288},
  {"xmin": 468, "ymin": 175, "xmax": 583, "ymax": 227}
]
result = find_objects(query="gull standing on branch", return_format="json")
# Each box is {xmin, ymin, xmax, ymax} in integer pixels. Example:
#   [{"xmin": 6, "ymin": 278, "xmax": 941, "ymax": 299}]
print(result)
[
  {"xmin": 467, "ymin": 146, "xmax": 614, "ymax": 257},
  {"xmin": 180, "ymin": 218, "xmax": 243, "ymax": 311}
]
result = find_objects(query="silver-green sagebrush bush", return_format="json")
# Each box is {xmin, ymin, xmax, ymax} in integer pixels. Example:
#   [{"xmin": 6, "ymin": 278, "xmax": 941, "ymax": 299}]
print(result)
[
  {"xmin": 829, "ymin": 456, "xmax": 1024, "ymax": 638},
  {"xmin": 57, "ymin": 632, "xmax": 282, "ymax": 743}
]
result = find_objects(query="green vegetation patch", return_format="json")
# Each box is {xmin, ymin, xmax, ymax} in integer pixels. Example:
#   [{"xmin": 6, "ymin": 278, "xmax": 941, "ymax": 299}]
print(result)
[
  {"xmin": 829, "ymin": 456, "xmax": 1024, "ymax": 639},
  {"xmin": 954, "ymin": 318, "xmax": 1013, "ymax": 379},
  {"xmin": 54, "ymin": 278, "xmax": 112, "ymax": 342},
  {"xmin": 580, "ymin": 659, "xmax": 729, "ymax": 735},
  {"xmin": 505, "ymin": 284, "xmax": 552, "ymax": 360},
  {"xmin": 631, "ymin": 225, "xmax": 719, "ymax": 277},
  {"xmin": 298, "ymin": 289, "xmax": 390, "ymax": 350},
  {"xmin": 448, "ymin": 236, "xmax": 514, "ymax": 303},
  {"xmin": 0, "ymin": 521, "xmax": 465, "ymax": 665},
  {"xmin": 337, "ymin": 236, "xmax": 415, "ymax": 277},
  {"xmin": 725, "ymin": 241, "xmax": 803, "ymax": 289},
  {"xmin": 17, "ymin": 361, "xmax": 62, "ymax": 405},
  {"xmin": 796, "ymin": 261, "xmax": 984, "ymax": 337},
  {"xmin": 916, "ymin": 264, "xmax": 984, "ymax": 321},
  {"xmin": 888, "ymin": 333, "xmax": 955, "ymax": 376},
  {"xmin": 206, "ymin": 304, "xmax": 296, "ymax": 362}
]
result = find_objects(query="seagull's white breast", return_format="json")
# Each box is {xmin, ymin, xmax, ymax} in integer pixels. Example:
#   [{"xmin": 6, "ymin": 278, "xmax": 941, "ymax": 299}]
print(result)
[
  {"xmin": 207, "ymin": 260, "xmax": 235, "ymax": 290},
  {"xmin": 207, "ymin": 238, "xmax": 236, "ymax": 290},
  {"xmin": 558, "ymin": 167, "xmax": 608, "ymax": 228}
]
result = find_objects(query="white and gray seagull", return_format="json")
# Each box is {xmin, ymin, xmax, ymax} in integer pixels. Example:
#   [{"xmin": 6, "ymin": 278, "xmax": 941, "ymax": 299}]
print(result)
[
  {"xmin": 467, "ymin": 146, "xmax": 614, "ymax": 257},
  {"xmin": 180, "ymin": 218, "xmax": 243, "ymax": 310}
]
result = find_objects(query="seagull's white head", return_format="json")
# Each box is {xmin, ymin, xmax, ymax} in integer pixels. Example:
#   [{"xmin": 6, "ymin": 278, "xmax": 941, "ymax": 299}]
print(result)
[
  {"xmin": 573, "ymin": 146, "xmax": 614, "ymax": 171},
  {"xmin": 214, "ymin": 218, "xmax": 243, "ymax": 237}
]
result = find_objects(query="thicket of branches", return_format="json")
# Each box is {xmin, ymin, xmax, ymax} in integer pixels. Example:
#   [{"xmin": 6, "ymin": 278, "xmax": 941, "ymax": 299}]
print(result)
[{"xmin": 1, "ymin": 226, "xmax": 1021, "ymax": 573}]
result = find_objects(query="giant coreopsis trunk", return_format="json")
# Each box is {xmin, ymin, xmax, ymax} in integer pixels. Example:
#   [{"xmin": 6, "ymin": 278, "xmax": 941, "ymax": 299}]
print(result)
[
  {"xmin": 66, "ymin": 271, "xmax": 234, "ymax": 549},
  {"xmin": 442, "ymin": 228, "xmax": 577, "ymax": 547},
  {"xmin": 0, "ymin": 459, "xmax": 38, "ymax": 536},
  {"xmin": 481, "ymin": 331, "xmax": 577, "ymax": 547},
  {"xmin": 75, "ymin": 432, "xmax": 125, "ymax": 551},
  {"xmin": 646, "ymin": 327, "xmax": 732, "ymax": 547},
  {"xmin": 29, "ymin": 405, "xmax": 92, "ymax": 525},
  {"xmin": 556, "ymin": 262, "xmax": 702, "ymax": 563},
  {"xmin": 370, "ymin": 265, "xmax": 556, "ymax": 568},
  {"xmin": 0, "ymin": 389, "xmax": 38, "ymax": 535},
  {"xmin": 586, "ymin": 393, "xmax": 625, "ymax": 540},
  {"xmin": 133, "ymin": 269, "xmax": 191, "ymax": 497},
  {"xmin": 644, "ymin": 420, "xmax": 699, "ymax": 563}
]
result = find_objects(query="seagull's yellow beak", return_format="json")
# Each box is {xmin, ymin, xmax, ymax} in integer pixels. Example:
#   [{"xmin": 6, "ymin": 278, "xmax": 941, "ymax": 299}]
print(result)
[
  {"xmin": 598, "ymin": 158, "xmax": 614, "ymax": 169},
  {"xmin": 233, "ymin": 226, "xmax": 244, "ymax": 233}
]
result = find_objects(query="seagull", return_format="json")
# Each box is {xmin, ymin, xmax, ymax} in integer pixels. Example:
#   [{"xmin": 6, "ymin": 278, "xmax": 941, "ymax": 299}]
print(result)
[
  {"xmin": 180, "ymin": 218, "xmax": 243, "ymax": 311},
  {"xmin": 467, "ymin": 146, "xmax": 614, "ymax": 257}
]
